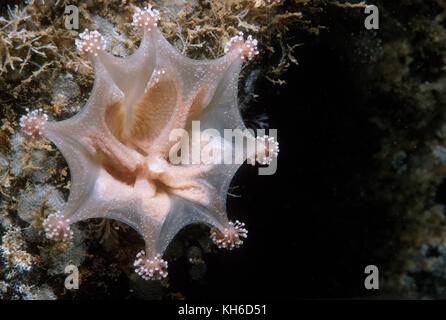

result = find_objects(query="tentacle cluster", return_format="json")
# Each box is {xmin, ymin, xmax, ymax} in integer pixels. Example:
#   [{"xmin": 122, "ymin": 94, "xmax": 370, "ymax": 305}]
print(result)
[
  {"xmin": 19, "ymin": 108, "xmax": 48, "ymax": 139},
  {"xmin": 75, "ymin": 29, "xmax": 105, "ymax": 56},
  {"xmin": 255, "ymin": 135, "xmax": 279, "ymax": 165},
  {"xmin": 42, "ymin": 212, "xmax": 73, "ymax": 241},
  {"xmin": 134, "ymin": 251, "xmax": 168, "ymax": 280},
  {"xmin": 224, "ymin": 32, "xmax": 259, "ymax": 61},
  {"xmin": 132, "ymin": 5, "xmax": 160, "ymax": 31},
  {"xmin": 211, "ymin": 220, "xmax": 248, "ymax": 250}
]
